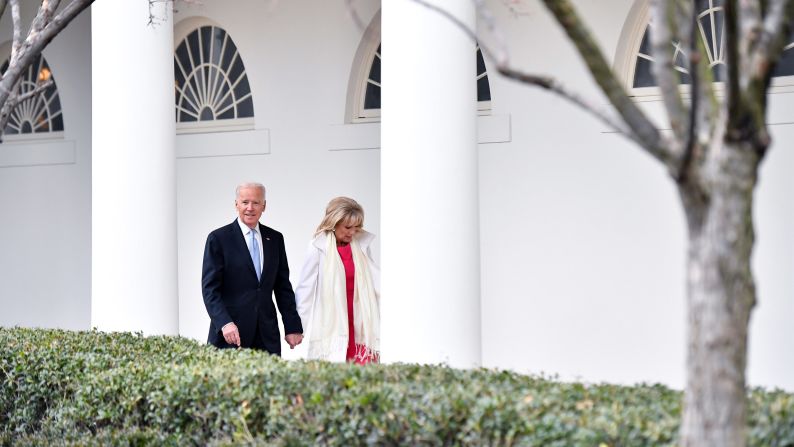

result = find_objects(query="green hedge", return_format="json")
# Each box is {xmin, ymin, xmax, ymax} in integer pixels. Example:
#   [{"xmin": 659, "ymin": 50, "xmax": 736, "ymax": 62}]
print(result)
[{"xmin": 1, "ymin": 327, "xmax": 792, "ymax": 446}]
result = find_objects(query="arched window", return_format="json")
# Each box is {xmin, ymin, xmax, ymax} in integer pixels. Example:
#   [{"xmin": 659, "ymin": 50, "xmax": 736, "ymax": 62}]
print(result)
[
  {"xmin": 174, "ymin": 25, "xmax": 253, "ymax": 131},
  {"xmin": 362, "ymin": 44, "xmax": 381, "ymax": 112},
  {"xmin": 357, "ymin": 42, "xmax": 492, "ymax": 120},
  {"xmin": 1, "ymin": 54, "xmax": 64, "ymax": 138},
  {"xmin": 626, "ymin": 0, "xmax": 794, "ymax": 89}
]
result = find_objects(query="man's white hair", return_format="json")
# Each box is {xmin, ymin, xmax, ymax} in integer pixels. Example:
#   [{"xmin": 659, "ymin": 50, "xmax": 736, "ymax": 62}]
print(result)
[{"xmin": 235, "ymin": 182, "xmax": 266, "ymax": 200}]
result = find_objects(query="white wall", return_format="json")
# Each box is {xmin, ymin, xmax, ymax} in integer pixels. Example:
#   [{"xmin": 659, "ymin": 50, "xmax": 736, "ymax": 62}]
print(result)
[
  {"xmin": 1, "ymin": 0, "xmax": 790, "ymax": 391},
  {"xmin": 0, "ymin": 5, "xmax": 92, "ymax": 330}
]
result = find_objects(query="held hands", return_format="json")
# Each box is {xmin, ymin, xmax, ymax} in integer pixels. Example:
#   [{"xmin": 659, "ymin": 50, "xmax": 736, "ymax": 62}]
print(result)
[
  {"xmin": 285, "ymin": 333, "xmax": 303, "ymax": 349},
  {"xmin": 223, "ymin": 323, "xmax": 302, "ymax": 349},
  {"xmin": 222, "ymin": 322, "xmax": 241, "ymax": 347}
]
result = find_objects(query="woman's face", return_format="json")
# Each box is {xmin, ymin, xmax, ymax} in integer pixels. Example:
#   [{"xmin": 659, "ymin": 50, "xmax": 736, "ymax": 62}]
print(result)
[{"xmin": 334, "ymin": 219, "xmax": 361, "ymax": 245}]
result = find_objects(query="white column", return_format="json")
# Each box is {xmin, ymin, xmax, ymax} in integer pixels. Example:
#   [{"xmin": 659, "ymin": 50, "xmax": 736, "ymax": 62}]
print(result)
[
  {"xmin": 381, "ymin": 0, "xmax": 481, "ymax": 367},
  {"xmin": 91, "ymin": 2, "xmax": 178, "ymax": 335}
]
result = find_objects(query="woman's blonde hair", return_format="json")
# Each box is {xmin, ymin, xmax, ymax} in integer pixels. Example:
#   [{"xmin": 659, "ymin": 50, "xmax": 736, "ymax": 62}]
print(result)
[{"xmin": 315, "ymin": 197, "xmax": 364, "ymax": 236}]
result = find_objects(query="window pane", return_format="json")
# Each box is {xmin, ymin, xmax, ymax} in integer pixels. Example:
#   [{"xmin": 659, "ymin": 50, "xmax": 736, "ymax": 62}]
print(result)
[
  {"xmin": 236, "ymin": 96, "xmax": 254, "ymax": 118},
  {"xmin": 196, "ymin": 67, "xmax": 205, "ymax": 100},
  {"xmin": 638, "ymin": 29, "xmax": 651, "ymax": 56},
  {"xmin": 369, "ymin": 55, "xmax": 381, "ymax": 84},
  {"xmin": 221, "ymin": 39, "xmax": 235, "ymax": 71},
  {"xmin": 187, "ymin": 30, "xmax": 201, "ymax": 67},
  {"xmin": 175, "ymin": 44, "xmax": 191, "ymax": 76},
  {"xmin": 477, "ymin": 75, "xmax": 491, "ymax": 102},
  {"xmin": 199, "ymin": 107, "xmax": 214, "ymax": 121},
  {"xmin": 633, "ymin": 57, "xmax": 655, "ymax": 87},
  {"xmin": 713, "ymin": 10, "xmax": 724, "ymax": 56},
  {"xmin": 217, "ymin": 108, "xmax": 235, "ymax": 120},
  {"xmin": 180, "ymin": 97, "xmax": 197, "ymax": 114},
  {"xmin": 52, "ymin": 115, "xmax": 63, "ymax": 132},
  {"xmin": 229, "ymin": 56, "xmax": 245, "ymax": 84},
  {"xmin": 364, "ymin": 84, "xmax": 380, "ymax": 110},
  {"xmin": 217, "ymin": 91, "xmax": 233, "ymax": 113},
  {"xmin": 476, "ymin": 48, "xmax": 486, "ymax": 75},
  {"xmin": 49, "ymin": 94, "xmax": 62, "ymax": 115},
  {"xmin": 712, "ymin": 63, "xmax": 726, "ymax": 82},
  {"xmin": 212, "ymin": 28, "xmax": 225, "ymax": 65},
  {"xmin": 200, "ymin": 26, "xmax": 212, "ymax": 65},
  {"xmin": 174, "ymin": 60, "xmax": 185, "ymax": 89},
  {"xmin": 233, "ymin": 75, "xmax": 251, "ymax": 99},
  {"xmin": 35, "ymin": 113, "xmax": 50, "ymax": 132},
  {"xmin": 188, "ymin": 75, "xmax": 202, "ymax": 105},
  {"xmin": 203, "ymin": 66, "xmax": 212, "ymax": 92},
  {"xmin": 180, "ymin": 110, "xmax": 197, "ymax": 122}
]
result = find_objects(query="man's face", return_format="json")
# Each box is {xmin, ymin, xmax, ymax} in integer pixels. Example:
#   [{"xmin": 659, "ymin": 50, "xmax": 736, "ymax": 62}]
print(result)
[{"xmin": 235, "ymin": 187, "xmax": 266, "ymax": 228}]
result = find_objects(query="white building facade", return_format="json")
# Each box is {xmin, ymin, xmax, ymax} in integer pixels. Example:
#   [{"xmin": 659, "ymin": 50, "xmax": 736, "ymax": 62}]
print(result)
[{"xmin": 1, "ymin": 0, "xmax": 792, "ymax": 390}]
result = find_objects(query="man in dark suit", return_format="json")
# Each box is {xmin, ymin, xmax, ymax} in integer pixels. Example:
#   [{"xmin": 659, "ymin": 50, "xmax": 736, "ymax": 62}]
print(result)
[{"xmin": 202, "ymin": 182, "xmax": 303, "ymax": 354}]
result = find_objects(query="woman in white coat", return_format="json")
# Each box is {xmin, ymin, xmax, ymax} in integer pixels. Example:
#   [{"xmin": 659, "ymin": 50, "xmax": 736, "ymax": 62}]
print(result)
[{"xmin": 295, "ymin": 197, "xmax": 380, "ymax": 364}]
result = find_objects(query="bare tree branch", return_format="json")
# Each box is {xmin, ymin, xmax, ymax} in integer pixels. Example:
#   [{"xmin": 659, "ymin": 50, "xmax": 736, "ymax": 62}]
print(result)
[
  {"xmin": 650, "ymin": 0, "xmax": 688, "ymax": 144},
  {"xmin": 9, "ymin": 0, "xmax": 22, "ymax": 62},
  {"xmin": 540, "ymin": 0, "xmax": 677, "ymax": 172},
  {"xmin": 496, "ymin": 66, "xmax": 643, "ymax": 143},
  {"xmin": 679, "ymin": 6, "xmax": 699, "ymax": 184},
  {"xmin": 405, "ymin": 0, "xmax": 679, "ymax": 170},
  {"xmin": 724, "ymin": 0, "xmax": 745, "ymax": 136},
  {"xmin": 722, "ymin": 0, "xmax": 780, "ymax": 151},
  {"xmin": 738, "ymin": 0, "xmax": 763, "ymax": 82},
  {"xmin": 30, "ymin": 1, "xmax": 63, "ymax": 40},
  {"xmin": 15, "ymin": 78, "xmax": 54, "ymax": 104},
  {"xmin": 0, "ymin": 79, "xmax": 20, "ymax": 142},
  {"xmin": 748, "ymin": 0, "xmax": 794, "ymax": 82},
  {"xmin": 407, "ymin": 0, "xmax": 645, "ymax": 144}
]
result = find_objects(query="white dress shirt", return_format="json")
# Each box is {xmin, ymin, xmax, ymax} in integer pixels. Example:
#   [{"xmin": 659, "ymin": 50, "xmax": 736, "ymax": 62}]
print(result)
[{"xmin": 237, "ymin": 217, "xmax": 263, "ymax": 275}]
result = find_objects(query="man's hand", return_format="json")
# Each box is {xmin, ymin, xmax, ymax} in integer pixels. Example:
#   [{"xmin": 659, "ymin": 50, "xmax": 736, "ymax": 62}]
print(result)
[
  {"xmin": 222, "ymin": 322, "xmax": 241, "ymax": 347},
  {"xmin": 285, "ymin": 333, "xmax": 303, "ymax": 349}
]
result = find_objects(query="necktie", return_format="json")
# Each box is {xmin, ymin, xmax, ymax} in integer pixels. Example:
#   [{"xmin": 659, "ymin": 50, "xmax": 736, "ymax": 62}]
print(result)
[{"xmin": 249, "ymin": 229, "xmax": 261, "ymax": 280}]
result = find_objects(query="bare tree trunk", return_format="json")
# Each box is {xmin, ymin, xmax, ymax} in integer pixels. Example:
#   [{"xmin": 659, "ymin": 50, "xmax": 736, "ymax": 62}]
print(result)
[{"xmin": 679, "ymin": 143, "xmax": 760, "ymax": 447}]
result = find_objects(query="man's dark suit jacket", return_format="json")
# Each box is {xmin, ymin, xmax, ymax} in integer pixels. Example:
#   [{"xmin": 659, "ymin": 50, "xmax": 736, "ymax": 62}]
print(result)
[{"xmin": 201, "ymin": 220, "xmax": 303, "ymax": 355}]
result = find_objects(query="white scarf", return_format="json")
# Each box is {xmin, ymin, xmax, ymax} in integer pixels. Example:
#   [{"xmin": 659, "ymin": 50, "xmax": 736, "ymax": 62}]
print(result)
[{"xmin": 307, "ymin": 232, "xmax": 380, "ymax": 362}]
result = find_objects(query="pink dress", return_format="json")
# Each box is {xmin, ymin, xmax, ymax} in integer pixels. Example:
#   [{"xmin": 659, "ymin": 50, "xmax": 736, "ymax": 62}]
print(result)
[{"xmin": 337, "ymin": 243, "xmax": 375, "ymax": 364}]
